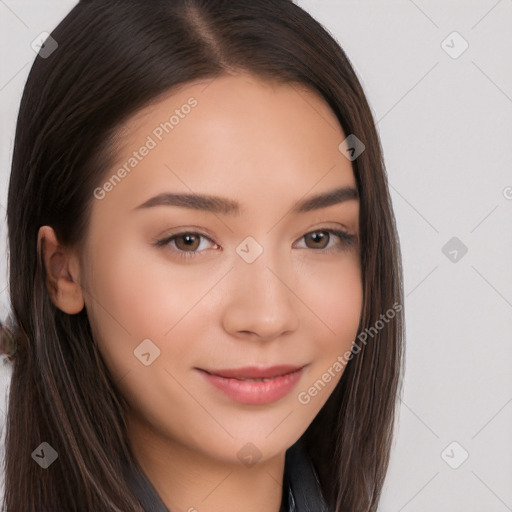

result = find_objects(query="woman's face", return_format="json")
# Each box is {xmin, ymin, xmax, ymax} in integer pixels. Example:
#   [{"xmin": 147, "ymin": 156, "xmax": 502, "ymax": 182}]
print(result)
[{"xmin": 80, "ymin": 72, "xmax": 362, "ymax": 465}]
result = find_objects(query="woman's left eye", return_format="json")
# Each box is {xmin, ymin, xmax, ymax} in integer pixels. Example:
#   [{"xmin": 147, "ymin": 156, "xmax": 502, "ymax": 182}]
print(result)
[
  {"xmin": 296, "ymin": 229, "xmax": 356, "ymax": 252},
  {"xmin": 154, "ymin": 228, "xmax": 356, "ymax": 260}
]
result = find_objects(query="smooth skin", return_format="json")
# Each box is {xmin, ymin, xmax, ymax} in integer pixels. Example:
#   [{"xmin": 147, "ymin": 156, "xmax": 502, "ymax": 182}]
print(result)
[{"xmin": 39, "ymin": 72, "xmax": 363, "ymax": 512}]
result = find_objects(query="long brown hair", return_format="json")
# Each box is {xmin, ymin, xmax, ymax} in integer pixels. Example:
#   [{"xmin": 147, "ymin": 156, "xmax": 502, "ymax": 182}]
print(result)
[{"xmin": 3, "ymin": 0, "xmax": 404, "ymax": 510}]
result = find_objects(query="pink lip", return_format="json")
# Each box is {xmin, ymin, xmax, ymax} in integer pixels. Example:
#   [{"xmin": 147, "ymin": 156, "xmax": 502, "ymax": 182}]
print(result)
[{"xmin": 197, "ymin": 365, "xmax": 307, "ymax": 405}]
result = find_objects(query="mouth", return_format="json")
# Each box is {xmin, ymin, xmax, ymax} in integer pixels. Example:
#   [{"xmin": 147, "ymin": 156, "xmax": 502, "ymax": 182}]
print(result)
[
  {"xmin": 202, "ymin": 364, "xmax": 306, "ymax": 380},
  {"xmin": 196, "ymin": 364, "xmax": 308, "ymax": 405}
]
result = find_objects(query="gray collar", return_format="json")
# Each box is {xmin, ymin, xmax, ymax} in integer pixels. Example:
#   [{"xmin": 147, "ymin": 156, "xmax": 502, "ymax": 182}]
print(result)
[{"xmin": 125, "ymin": 440, "xmax": 329, "ymax": 512}]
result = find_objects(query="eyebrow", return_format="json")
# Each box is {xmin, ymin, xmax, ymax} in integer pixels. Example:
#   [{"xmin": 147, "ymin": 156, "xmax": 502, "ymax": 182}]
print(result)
[{"xmin": 133, "ymin": 185, "xmax": 359, "ymax": 216}]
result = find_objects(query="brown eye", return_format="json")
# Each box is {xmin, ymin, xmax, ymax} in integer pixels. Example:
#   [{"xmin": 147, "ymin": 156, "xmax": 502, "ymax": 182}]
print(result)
[
  {"xmin": 297, "ymin": 229, "xmax": 356, "ymax": 253},
  {"xmin": 304, "ymin": 231, "xmax": 330, "ymax": 249},
  {"xmin": 154, "ymin": 231, "xmax": 218, "ymax": 260},
  {"xmin": 174, "ymin": 233, "xmax": 201, "ymax": 252}
]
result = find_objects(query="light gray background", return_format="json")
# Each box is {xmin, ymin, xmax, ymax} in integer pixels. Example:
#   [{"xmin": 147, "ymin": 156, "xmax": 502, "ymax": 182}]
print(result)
[{"xmin": 1, "ymin": 1, "xmax": 511, "ymax": 510}]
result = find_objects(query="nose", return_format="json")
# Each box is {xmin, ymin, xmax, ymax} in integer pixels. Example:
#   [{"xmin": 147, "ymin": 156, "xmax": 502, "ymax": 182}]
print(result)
[{"xmin": 221, "ymin": 250, "xmax": 300, "ymax": 341}]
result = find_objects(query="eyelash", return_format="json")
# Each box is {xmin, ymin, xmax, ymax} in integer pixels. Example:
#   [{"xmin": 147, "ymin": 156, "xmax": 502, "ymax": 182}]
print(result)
[{"xmin": 154, "ymin": 228, "xmax": 356, "ymax": 260}]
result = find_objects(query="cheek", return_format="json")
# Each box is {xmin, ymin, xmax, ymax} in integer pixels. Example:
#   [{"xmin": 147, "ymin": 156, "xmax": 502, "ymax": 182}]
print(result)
[
  {"xmin": 293, "ymin": 263, "xmax": 362, "ymax": 412},
  {"xmin": 82, "ymin": 241, "xmax": 220, "ymax": 379},
  {"xmin": 293, "ymin": 257, "xmax": 362, "ymax": 403},
  {"xmin": 300, "ymin": 256, "xmax": 363, "ymax": 348}
]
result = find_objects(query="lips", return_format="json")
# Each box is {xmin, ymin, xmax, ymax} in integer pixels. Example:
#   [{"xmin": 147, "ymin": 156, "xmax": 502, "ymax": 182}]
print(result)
[
  {"xmin": 203, "ymin": 364, "xmax": 305, "ymax": 380},
  {"xmin": 197, "ymin": 364, "xmax": 307, "ymax": 405}
]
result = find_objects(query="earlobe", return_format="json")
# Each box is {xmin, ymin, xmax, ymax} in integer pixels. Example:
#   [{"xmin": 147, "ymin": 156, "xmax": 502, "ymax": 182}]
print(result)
[{"xmin": 37, "ymin": 226, "xmax": 85, "ymax": 314}]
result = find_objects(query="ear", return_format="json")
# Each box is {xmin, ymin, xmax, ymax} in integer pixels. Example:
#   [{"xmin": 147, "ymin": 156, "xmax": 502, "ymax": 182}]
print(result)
[{"xmin": 37, "ymin": 225, "xmax": 85, "ymax": 314}]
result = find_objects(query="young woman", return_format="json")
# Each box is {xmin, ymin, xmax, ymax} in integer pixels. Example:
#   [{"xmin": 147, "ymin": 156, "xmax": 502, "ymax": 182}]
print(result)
[{"xmin": 1, "ymin": 0, "xmax": 404, "ymax": 510}]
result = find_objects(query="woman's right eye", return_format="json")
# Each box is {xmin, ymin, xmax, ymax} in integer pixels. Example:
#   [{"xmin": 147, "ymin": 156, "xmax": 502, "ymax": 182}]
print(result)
[{"xmin": 154, "ymin": 231, "xmax": 219, "ymax": 259}]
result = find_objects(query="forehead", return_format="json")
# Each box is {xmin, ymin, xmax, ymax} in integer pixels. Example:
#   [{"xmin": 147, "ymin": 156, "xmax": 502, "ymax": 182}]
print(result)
[
  {"xmin": 90, "ymin": 72, "xmax": 357, "ymax": 224},
  {"xmin": 112, "ymin": 71, "xmax": 348, "ymax": 169}
]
